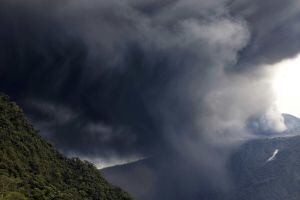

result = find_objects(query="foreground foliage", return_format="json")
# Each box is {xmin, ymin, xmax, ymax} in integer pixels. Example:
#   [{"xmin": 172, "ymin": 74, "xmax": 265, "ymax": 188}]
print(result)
[{"xmin": 0, "ymin": 94, "xmax": 132, "ymax": 200}]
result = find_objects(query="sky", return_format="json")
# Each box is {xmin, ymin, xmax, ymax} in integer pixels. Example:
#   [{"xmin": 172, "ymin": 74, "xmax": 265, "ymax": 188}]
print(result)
[
  {"xmin": 1, "ymin": 0, "xmax": 300, "ymax": 199},
  {"xmin": 272, "ymin": 54, "xmax": 300, "ymax": 118}
]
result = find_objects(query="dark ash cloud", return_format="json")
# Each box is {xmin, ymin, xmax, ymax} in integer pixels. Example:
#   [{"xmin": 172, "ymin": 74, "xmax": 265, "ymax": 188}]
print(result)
[
  {"xmin": 230, "ymin": 0, "xmax": 300, "ymax": 70},
  {"xmin": 0, "ymin": 0, "xmax": 299, "ymax": 198}
]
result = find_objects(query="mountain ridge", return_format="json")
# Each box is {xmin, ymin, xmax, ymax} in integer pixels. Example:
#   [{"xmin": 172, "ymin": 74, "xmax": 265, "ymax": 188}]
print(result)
[
  {"xmin": 0, "ymin": 93, "xmax": 132, "ymax": 200},
  {"xmin": 102, "ymin": 117, "xmax": 300, "ymax": 200}
]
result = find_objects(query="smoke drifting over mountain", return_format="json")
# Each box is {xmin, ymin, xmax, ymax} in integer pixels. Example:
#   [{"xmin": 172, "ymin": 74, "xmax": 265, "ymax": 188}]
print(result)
[{"xmin": 1, "ymin": 0, "xmax": 300, "ymax": 198}]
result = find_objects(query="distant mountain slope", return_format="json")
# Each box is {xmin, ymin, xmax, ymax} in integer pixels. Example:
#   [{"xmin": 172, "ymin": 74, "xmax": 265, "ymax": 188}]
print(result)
[
  {"xmin": 283, "ymin": 113, "xmax": 300, "ymax": 135},
  {"xmin": 230, "ymin": 136, "xmax": 300, "ymax": 200},
  {"xmin": 0, "ymin": 94, "xmax": 132, "ymax": 200},
  {"xmin": 102, "ymin": 159, "xmax": 158, "ymax": 200},
  {"xmin": 103, "ymin": 132, "xmax": 300, "ymax": 200}
]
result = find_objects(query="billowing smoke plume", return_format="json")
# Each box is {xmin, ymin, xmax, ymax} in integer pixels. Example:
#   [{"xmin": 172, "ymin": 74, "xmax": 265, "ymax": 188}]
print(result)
[{"xmin": 1, "ymin": 0, "xmax": 300, "ymax": 198}]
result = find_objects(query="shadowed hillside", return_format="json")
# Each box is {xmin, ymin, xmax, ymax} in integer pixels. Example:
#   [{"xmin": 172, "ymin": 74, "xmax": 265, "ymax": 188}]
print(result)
[
  {"xmin": 230, "ymin": 136, "xmax": 300, "ymax": 200},
  {"xmin": 103, "ymin": 134, "xmax": 300, "ymax": 200},
  {"xmin": 0, "ymin": 94, "xmax": 132, "ymax": 200}
]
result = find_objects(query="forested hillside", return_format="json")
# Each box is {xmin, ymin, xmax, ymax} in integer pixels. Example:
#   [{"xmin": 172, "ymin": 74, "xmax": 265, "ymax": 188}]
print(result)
[{"xmin": 0, "ymin": 94, "xmax": 132, "ymax": 200}]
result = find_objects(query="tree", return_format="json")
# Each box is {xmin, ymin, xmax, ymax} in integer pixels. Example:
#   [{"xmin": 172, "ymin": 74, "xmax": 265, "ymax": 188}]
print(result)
[{"xmin": 3, "ymin": 192, "xmax": 27, "ymax": 200}]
